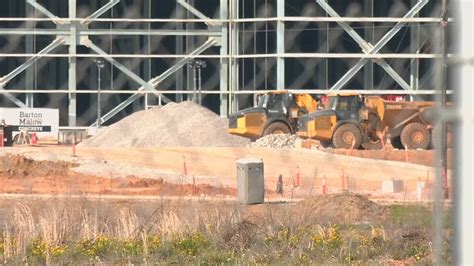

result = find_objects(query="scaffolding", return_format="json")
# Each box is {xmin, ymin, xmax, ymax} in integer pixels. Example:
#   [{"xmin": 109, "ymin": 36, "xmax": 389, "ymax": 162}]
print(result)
[{"xmin": 0, "ymin": 0, "xmax": 446, "ymax": 126}]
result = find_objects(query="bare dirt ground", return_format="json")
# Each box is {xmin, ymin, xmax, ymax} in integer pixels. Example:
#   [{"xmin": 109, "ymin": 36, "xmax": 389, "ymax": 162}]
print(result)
[
  {"xmin": 0, "ymin": 145, "xmax": 450, "ymax": 264},
  {"xmin": 321, "ymin": 147, "xmax": 453, "ymax": 169},
  {"xmin": 0, "ymin": 145, "xmax": 447, "ymax": 201},
  {"xmin": 0, "ymin": 153, "xmax": 236, "ymax": 197}
]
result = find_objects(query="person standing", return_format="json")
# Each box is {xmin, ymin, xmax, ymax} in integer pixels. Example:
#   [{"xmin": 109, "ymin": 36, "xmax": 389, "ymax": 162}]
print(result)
[{"xmin": 276, "ymin": 174, "xmax": 284, "ymax": 195}]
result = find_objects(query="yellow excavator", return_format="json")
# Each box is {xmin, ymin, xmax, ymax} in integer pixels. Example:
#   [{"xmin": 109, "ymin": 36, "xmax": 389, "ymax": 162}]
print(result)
[
  {"xmin": 228, "ymin": 91, "xmax": 319, "ymax": 139},
  {"xmin": 297, "ymin": 92, "xmax": 444, "ymax": 150}
]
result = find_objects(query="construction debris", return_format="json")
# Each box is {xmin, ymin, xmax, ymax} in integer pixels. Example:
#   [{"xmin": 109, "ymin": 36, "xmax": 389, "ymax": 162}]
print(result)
[
  {"xmin": 80, "ymin": 102, "xmax": 250, "ymax": 148},
  {"xmin": 251, "ymin": 134, "xmax": 298, "ymax": 149}
]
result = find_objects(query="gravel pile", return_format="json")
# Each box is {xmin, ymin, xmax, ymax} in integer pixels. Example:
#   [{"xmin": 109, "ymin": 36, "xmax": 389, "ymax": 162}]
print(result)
[
  {"xmin": 251, "ymin": 134, "xmax": 298, "ymax": 149},
  {"xmin": 80, "ymin": 101, "xmax": 250, "ymax": 148}
]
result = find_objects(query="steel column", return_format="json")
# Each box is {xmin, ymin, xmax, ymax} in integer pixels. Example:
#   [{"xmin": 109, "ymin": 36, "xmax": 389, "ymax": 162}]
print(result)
[
  {"xmin": 185, "ymin": 0, "xmax": 195, "ymax": 101},
  {"xmin": 25, "ymin": 1, "xmax": 34, "ymax": 107},
  {"xmin": 276, "ymin": 0, "xmax": 285, "ymax": 90},
  {"xmin": 220, "ymin": 0, "xmax": 229, "ymax": 117},
  {"xmin": 68, "ymin": 0, "xmax": 77, "ymax": 126},
  {"xmin": 229, "ymin": 0, "xmax": 239, "ymax": 112},
  {"xmin": 364, "ymin": 0, "xmax": 374, "ymax": 90},
  {"xmin": 176, "ymin": 2, "xmax": 184, "ymax": 102},
  {"xmin": 410, "ymin": 0, "xmax": 420, "ymax": 91}
]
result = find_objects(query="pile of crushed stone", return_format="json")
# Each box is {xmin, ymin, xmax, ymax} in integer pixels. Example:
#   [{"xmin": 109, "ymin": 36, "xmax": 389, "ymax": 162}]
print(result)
[
  {"xmin": 80, "ymin": 102, "xmax": 250, "ymax": 148},
  {"xmin": 251, "ymin": 134, "xmax": 298, "ymax": 149}
]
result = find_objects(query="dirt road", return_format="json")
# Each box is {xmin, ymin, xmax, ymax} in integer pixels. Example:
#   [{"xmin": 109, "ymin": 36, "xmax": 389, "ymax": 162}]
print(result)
[{"xmin": 4, "ymin": 146, "xmax": 438, "ymax": 193}]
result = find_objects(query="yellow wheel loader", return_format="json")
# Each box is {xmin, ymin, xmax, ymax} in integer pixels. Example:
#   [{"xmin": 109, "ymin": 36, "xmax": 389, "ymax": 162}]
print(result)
[
  {"xmin": 297, "ymin": 93, "xmax": 443, "ymax": 150},
  {"xmin": 228, "ymin": 91, "xmax": 319, "ymax": 139}
]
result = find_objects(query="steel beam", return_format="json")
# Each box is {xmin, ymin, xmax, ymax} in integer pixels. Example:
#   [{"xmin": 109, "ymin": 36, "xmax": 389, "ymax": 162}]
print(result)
[
  {"xmin": 0, "ymin": 86, "xmax": 27, "ymax": 107},
  {"xmin": 0, "ymin": 10, "xmax": 63, "ymax": 108},
  {"xmin": 0, "ymin": 38, "xmax": 63, "ymax": 85},
  {"xmin": 0, "ymin": 29, "xmax": 68, "ymax": 35},
  {"xmin": 26, "ymin": 0, "xmax": 60, "ymax": 24},
  {"xmin": 177, "ymin": 0, "xmax": 216, "ymax": 26},
  {"xmin": 84, "ymin": 29, "xmax": 221, "ymax": 36},
  {"xmin": 0, "ymin": 89, "xmax": 454, "ymax": 95},
  {"xmin": 316, "ymin": 0, "xmax": 428, "ymax": 91},
  {"xmin": 91, "ymin": 38, "xmax": 217, "ymax": 126},
  {"xmin": 149, "ymin": 38, "xmax": 218, "ymax": 86},
  {"xmin": 87, "ymin": 41, "xmax": 156, "ymax": 93},
  {"xmin": 276, "ymin": 0, "xmax": 285, "ymax": 91},
  {"xmin": 0, "ymin": 28, "xmax": 221, "ymax": 36},
  {"xmin": 219, "ymin": 0, "xmax": 228, "ymax": 117},
  {"xmin": 82, "ymin": 0, "xmax": 120, "ymax": 26}
]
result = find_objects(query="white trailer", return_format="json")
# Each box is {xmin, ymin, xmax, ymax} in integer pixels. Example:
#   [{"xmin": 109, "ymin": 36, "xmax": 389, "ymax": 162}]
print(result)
[{"xmin": 0, "ymin": 108, "xmax": 59, "ymax": 140}]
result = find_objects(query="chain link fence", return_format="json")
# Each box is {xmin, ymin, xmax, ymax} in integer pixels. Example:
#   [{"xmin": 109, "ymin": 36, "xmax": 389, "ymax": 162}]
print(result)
[{"xmin": 0, "ymin": 0, "xmax": 471, "ymax": 264}]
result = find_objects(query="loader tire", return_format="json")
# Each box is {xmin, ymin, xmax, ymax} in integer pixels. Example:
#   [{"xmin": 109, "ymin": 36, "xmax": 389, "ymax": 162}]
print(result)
[
  {"xmin": 263, "ymin": 122, "xmax": 291, "ymax": 136},
  {"xmin": 332, "ymin": 124, "xmax": 362, "ymax": 149},
  {"xmin": 401, "ymin": 122, "xmax": 430, "ymax": 150}
]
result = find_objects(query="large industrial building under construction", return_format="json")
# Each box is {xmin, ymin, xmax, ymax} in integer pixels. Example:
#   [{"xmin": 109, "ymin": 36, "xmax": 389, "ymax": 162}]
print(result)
[{"xmin": 0, "ymin": 0, "xmax": 446, "ymax": 126}]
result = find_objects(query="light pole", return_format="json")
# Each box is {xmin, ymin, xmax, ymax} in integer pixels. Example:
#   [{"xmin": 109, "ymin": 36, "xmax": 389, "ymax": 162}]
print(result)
[
  {"xmin": 94, "ymin": 59, "xmax": 105, "ymax": 128},
  {"xmin": 196, "ymin": 60, "xmax": 207, "ymax": 105},
  {"xmin": 187, "ymin": 60, "xmax": 207, "ymax": 105}
]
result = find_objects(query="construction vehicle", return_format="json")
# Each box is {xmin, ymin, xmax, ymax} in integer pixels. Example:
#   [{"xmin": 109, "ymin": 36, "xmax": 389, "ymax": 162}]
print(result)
[
  {"xmin": 228, "ymin": 91, "xmax": 319, "ymax": 139},
  {"xmin": 297, "ymin": 92, "xmax": 440, "ymax": 150}
]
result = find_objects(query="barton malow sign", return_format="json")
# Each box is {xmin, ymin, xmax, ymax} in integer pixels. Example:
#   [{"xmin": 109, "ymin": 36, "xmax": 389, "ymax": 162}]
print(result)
[{"xmin": 0, "ymin": 108, "xmax": 59, "ymax": 139}]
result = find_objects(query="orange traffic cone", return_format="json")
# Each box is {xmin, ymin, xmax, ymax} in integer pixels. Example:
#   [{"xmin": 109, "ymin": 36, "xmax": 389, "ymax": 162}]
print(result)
[{"xmin": 31, "ymin": 132, "xmax": 38, "ymax": 145}]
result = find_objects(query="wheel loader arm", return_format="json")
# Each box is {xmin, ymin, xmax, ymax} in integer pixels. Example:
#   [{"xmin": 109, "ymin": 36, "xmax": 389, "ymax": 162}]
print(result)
[{"xmin": 295, "ymin": 94, "xmax": 318, "ymax": 113}]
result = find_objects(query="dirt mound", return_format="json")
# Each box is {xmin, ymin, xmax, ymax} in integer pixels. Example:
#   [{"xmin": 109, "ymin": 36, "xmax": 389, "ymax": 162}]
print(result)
[
  {"xmin": 0, "ymin": 154, "xmax": 76, "ymax": 177},
  {"xmin": 81, "ymin": 101, "xmax": 250, "ymax": 148},
  {"xmin": 296, "ymin": 193, "xmax": 386, "ymax": 224}
]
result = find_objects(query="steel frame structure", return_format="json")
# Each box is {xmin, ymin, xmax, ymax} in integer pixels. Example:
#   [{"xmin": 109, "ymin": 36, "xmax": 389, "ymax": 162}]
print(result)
[{"xmin": 0, "ymin": 0, "xmax": 445, "ymax": 126}]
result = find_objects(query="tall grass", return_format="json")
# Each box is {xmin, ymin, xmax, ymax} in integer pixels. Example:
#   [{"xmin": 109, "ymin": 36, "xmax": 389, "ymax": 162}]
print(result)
[{"xmin": 0, "ymin": 197, "xmax": 451, "ymax": 264}]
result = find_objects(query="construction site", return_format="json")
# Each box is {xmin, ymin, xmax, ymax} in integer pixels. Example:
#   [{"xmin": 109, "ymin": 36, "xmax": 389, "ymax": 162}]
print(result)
[{"xmin": 0, "ymin": 0, "xmax": 472, "ymax": 264}]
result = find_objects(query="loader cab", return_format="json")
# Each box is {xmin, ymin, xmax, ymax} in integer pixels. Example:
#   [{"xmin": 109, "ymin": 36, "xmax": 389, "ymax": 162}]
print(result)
[
  {"xmin": 327, "ymin": 94, "xmax": 364, "ymax": 121},
  {"xmin": 257, "ymin": 92, "xmax": 292, "ymax": 114}
]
